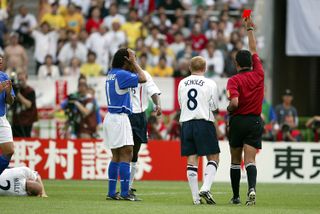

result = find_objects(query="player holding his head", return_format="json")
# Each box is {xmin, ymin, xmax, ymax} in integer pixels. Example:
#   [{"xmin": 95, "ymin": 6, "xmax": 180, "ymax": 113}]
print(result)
[
  {"xmin": 103, "ymin": 48, "xmax": 146, "ymax": 201},
  {"xmin": 0, "ymin": 166, "xmax": 47, "ymax": 197},
  {"xmin": 178, "ymin": 56, "xmax": 220, "ymax": 205},
  {"xmin": 226, "ymin": 16, "xmax": 264, "ymax": 206},
  {"xmin": 0, "ymin": 55, "xmax": 15, "ymax": 176}
]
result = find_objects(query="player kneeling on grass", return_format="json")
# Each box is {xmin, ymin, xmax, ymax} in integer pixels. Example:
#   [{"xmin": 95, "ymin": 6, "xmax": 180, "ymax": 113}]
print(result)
[
  {"xmin": 103, "ymin": 48, "xmax": 146, "ymax": 201},
  {"xmin": 0, "ymin": 166, "xmax": 47, "ymax": 197},
  {"xmin": 178, "ymin": 56, "xmax": 220, "ymax": 205}
]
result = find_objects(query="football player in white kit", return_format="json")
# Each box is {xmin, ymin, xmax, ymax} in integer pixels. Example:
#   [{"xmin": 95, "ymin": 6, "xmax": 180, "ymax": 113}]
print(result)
[
  {"xmin": 0, "ymin": 55, "xmax": 15, "ymax": 176},
  {"xmin": 0, "ymin": 166, "xmax": 47, "ymax": 197},
  {"xmin": 128, "ymin": 69, "xmax": 161, "ymax": 199},
  {"xmin": 178, "ymin": 56, "xmax": 220, "ymax": 205}
]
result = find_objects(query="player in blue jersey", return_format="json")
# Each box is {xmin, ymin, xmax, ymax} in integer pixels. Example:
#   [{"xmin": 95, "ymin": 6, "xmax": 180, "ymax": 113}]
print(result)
[
  {"xmin": 0, "ymin": 55, "xmax": 15, "ymax": 175},
  {"xmin": 103, "ymin": 48, "xmax": 146, "ymax": 201}
]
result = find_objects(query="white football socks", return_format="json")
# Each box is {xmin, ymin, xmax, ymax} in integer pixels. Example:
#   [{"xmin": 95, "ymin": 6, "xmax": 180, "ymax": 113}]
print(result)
[
  {"xmin": 200, "ymin": 160, "xmax": 218, "ymax": 192},
  {"xmin": 129, "ymin": 162, "xmax": 137, "ymax": 189},
  {"xmin": 187, "ymin": 164, "xmax": 200, "ymax": 202}
]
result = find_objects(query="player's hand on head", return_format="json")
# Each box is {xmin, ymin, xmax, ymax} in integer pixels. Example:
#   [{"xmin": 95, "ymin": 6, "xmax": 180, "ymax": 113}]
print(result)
[{"xmin": 124, "ymin": 49, "xmax": 137, "ymax": 64}]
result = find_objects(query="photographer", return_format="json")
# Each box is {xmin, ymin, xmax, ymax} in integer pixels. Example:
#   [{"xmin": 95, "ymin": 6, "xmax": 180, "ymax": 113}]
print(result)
[
  {"xmin": 61, "ymin": 77, "xmax": 97, "ymax": 139},
  {"xmin": 276, "ymin": 115, "xmax": 302, "ymax": 142},
  {"xmin": 11, "ymin": 71, "xmax": 37, "ymax": 138},
  {"xmin": 306, "ymin": 116, "xmax": 320, "ymax": 142}
]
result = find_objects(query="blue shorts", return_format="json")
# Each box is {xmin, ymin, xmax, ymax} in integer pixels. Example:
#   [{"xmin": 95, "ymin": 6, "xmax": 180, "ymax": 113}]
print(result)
[
  {"xmin": 129, "ymin": 112, "xmax": 148, "ymax": 144},
  {"xmin": 180, "ymin": 119, "xmax": 220, "ymax": 156}
]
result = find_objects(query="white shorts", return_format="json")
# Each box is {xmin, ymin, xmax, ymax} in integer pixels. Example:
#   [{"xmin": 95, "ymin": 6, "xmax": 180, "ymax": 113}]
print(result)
[
  {"xmin": 0, "ymin": 116, "xmax": 13, "ymax": 144},
  {"xmin": 103, "ymin": 112, "xmax": 134, "ymax": 149}
]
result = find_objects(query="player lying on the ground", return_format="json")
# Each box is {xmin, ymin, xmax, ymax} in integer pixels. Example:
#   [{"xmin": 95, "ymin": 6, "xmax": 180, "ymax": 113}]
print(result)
[{"xmin": 0, "ymin": 166, "xmax": 47, "ymax": 197}]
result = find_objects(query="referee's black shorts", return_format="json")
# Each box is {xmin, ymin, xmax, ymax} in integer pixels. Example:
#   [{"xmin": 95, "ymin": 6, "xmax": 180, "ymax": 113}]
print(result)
[
  {"xmin": 181, "ymin": 119, "xmax": 220, "ymax": 156},
  {"xmin": 229, "ymin": 115, "xmax": 264, "ymax": 149},
  {"xmin": 129, "ymin": 112, "xmax": 148, "ymax": 144}
]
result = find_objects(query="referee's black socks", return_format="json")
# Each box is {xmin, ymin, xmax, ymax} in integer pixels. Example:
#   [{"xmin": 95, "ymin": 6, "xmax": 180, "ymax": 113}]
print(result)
[
  {"xmin": 230, "ymin": 164, "xmax": 241, "ymax": 198},
  {"xmin": 245, "ymin": 163, "xmax": 257, "ymax": 192}
]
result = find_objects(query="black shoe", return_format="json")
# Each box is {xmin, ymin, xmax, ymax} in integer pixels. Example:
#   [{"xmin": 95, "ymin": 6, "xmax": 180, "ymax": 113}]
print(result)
[
  {"xmin": 230, "ymin": 197, "xmax": 241, "ymax": 205},
  {"xmin": 106, "ymin": 192, "xmax": 120, "ymax": 200},
  {"xmin": 129, "ymin": 188, "xmax": 137, "ymax": 196},
  {"xmin": 199, "ymin": 191, "xmax": 216, "ymax": 205},
  {"xmin": 120, "ymin": 194, "xmax": 141, "ymax": 201},
  {"xmin": 245, "ymin": 188, "xmax": 256, "ymax": 206},
  {"xmin": 129, "ymin": 188, "xmax": 142, "ymax": 201}
]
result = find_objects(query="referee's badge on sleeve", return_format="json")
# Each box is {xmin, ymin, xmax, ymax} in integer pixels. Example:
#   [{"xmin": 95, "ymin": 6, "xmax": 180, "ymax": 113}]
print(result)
[{"xmin": 227, "ymin": 90, "xmax": 230, "ymax": 99}]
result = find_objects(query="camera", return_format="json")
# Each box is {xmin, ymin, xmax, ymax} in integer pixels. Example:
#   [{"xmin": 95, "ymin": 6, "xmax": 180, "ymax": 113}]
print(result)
[
  {"xmin": 281, "ymin": 123, "xmax": 291, "ymax": 133},
  {"xmin": 10, "ymin": 71, "xmax": 21, "ymax": 94},
  {"xmin": 64, "ymin": 94, "xmax": 80, "ymax": 120},
  {"xmin": 312, "ymin": 121, "xmax": 320, "ymax": 129}
]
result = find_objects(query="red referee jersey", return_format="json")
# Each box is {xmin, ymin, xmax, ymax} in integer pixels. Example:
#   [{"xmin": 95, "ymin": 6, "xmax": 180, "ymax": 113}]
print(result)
[{"xmin": 226, "ymin": 53, "xmax": 264, "ymax": 116}]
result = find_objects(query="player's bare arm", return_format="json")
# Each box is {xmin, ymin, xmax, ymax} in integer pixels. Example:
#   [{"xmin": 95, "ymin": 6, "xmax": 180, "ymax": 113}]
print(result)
[
  {"xmin": 151, "ymin": 93, "xmax": 162, "ymax": 116},
  {"xmin": 125, "ymin": 49, "xmax": 147, "ymax": 83},
  {"xmin": 244, "ymin": 16, "xmax": 257, "ymax": 54},
  {"xmin": 36, "ymin": 174, "xmax": 48, "ymax": 197}
]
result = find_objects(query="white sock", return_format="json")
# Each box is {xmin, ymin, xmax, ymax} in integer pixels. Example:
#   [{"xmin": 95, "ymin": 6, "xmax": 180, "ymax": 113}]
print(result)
[
  {"xmin": 129, "ymin": 162, "xmax": 137, "ymax": 189},
  {"xmin": 187, "ymin": 164, "xmax": 200, "ymax": 202},
  {"xmin": 200, "ymin": 161, "xmax": 218, "ymax": 192}
]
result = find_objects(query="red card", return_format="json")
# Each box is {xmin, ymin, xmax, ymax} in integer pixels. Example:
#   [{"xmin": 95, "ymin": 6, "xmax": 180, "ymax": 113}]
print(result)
[{"xmin": 242, "ymin": 9, "xmax": 252, "ymax": 19}]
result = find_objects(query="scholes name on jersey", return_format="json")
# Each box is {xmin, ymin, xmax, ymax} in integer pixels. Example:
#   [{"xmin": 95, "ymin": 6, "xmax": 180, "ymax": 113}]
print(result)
[{"xmin": 184, "ymin": 79, "xmax": 205, "ymax": 87}]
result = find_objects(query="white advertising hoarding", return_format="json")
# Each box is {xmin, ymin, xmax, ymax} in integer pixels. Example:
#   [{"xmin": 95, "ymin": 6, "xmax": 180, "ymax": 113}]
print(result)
[{"xmin": 210, "ymin": 142, "xmax": 320, "ymax": 183}]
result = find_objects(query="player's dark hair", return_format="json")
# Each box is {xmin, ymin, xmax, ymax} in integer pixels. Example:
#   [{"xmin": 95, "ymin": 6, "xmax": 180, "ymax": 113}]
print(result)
[
  {"xmin": 235, "ymin": 50, "xmax": 252, "ymax": 68},
  {"xmin": 112, "ymin": 48, "xmax": 129, "ymax": 69}
]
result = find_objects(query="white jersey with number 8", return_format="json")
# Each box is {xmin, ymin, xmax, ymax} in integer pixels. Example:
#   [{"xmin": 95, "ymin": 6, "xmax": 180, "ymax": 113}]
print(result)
[{"xmin": 178, "ymin": 75, "xmax": 219, "ymax": 123}]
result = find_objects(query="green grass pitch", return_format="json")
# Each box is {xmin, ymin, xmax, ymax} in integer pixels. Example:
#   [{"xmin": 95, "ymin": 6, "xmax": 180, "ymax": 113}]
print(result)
[{"xmin": 1, "ymin": 180, "xmax": 319, "ymax": 214}]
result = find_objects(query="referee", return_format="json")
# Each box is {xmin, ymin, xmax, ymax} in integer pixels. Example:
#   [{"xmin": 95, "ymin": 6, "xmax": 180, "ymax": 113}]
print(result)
[{"xmin": 226, "ymin": 16, "xmax": 264, "ymax": 206}]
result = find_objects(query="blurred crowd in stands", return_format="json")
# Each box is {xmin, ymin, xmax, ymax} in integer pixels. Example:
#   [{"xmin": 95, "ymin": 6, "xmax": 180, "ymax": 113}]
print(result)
[
  {"xmin": 3, "ymin": 0, "xmax": 254, "ymax": 78},
  {"xmin": 0, "ymin": 0, "xmax": 318, "ymax": 142}
]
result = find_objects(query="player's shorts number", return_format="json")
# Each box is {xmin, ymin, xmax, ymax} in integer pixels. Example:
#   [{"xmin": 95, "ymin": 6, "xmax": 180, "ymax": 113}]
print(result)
[{"xmin": 187, "ymin": 89, "xmax": 198, "ymax": 110}]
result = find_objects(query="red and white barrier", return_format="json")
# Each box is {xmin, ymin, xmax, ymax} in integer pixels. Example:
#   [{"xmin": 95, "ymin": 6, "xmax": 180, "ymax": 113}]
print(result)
[{"xmin": 9, "ymin": 139, "xmax": 320, "ymax": 183}]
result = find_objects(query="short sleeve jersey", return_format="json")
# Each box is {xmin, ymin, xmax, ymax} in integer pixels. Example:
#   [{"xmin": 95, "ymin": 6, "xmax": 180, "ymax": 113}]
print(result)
[
  {"xmin": 105, "ymin": 68, "xmax": 138, "ymax": 114},
  {"xmin": 178, "ymin": 75, "xmax": 219, "ymax": 122},
  {"xmin": 131, "ymin": 70, "xmax": 161, "ymax": 113},
  {"xmin": 226, "ymin": 53, "xmax": 264, "ymax": 116}
]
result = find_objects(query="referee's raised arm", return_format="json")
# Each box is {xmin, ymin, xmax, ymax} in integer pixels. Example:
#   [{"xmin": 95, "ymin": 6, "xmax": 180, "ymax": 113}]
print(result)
[
  {"xmin": 245, "ymin": 16, "xmax": 264, "ymax": 73},
  {"xmin": 245, "ymin": 16, "xmax": 257, "ymax": 54}
]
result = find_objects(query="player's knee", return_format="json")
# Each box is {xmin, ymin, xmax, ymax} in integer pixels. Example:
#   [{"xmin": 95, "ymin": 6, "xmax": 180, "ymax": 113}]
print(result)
[
  {"xmin": 187, "ymin": 155, "xmax": 198, "ymax": 166},
  {"xmin": 244, "ymin": 158, "xmax": 256, "ymax": 166},
  {"xmin": 207, "ymin": 153, "xmax": 219, "ymax": 163},
  {"xmin": 231, "ymin": 156, "xmax": 241, "ymax": 164},
  {"xmin": 120, "ymin": 146, "xmax": 133, "ymax": 160}
]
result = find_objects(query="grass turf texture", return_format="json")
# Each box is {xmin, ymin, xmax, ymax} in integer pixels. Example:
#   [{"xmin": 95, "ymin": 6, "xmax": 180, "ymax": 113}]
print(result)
[{"xmin": 1, "ymin": 181, "xmax": 319, "ymax": 214}]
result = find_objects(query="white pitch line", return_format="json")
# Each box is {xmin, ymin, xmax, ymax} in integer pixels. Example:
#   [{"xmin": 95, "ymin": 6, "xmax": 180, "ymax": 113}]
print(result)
[{"xmin": 139, "ymin": 191, "xmax": 227, "ymax": 196}]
